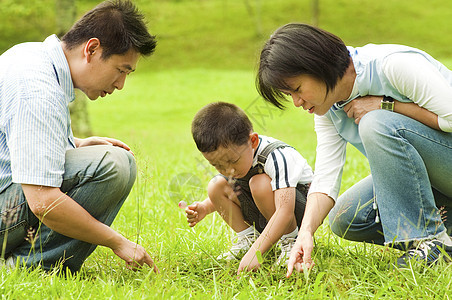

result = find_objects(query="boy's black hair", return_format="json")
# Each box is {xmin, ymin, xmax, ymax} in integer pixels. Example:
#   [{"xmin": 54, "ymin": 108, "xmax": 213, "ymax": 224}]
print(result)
[
  {"xmin": 192, "ymin": 102, "xmax": 253, "ymax": 153},
  {"xmin": 256, "ymin": 23, "xmax": 350, "ymax": 109},
  {"xmin": 62, "ymin": 0, "xmax": 156, "ymax": 59}
]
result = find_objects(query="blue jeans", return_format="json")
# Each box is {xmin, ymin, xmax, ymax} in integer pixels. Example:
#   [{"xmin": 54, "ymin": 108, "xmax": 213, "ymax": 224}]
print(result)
[
  {"xmin": 329, "ymin": 110, "xmax": 452, "ymax": 249},
  {"xmin": 0, "ymin": 145, "xmax": 136, "ymax": 272}
]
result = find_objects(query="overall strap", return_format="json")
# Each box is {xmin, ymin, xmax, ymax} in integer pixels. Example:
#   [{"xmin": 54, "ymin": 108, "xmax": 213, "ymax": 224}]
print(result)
[
  {"xmin": 256, "ymin": 141, "xmax": 292, "ymax": 171},
  {"xmin": 234, "ymin": 140, "xmax": 293, "ymax": 183}
]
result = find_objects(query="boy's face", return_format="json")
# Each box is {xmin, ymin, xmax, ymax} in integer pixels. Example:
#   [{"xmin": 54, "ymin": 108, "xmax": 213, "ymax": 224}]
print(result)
[{"xmin": 202, "ymin": 133, "xmax": 259, "ymax": 179}]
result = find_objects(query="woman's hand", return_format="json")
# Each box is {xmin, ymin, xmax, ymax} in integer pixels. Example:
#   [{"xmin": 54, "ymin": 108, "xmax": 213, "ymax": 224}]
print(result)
[
  {"xmin": 344, "ymin": 96, "xmax": 383, "ymax": 124},
  {"xmin": 286, "ymin": 230, "xmax": 314, "ymax": 277}
]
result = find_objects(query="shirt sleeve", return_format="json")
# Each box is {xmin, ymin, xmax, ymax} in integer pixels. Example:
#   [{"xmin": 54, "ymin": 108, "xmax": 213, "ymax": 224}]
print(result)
[
  {"xmin": 382, "ymin": 52, "xmax": 452, "ymax": 132},
  {"xmin": 264, "ymin": 146, "xmax": 313, "ymax": 191},
  {"xmin": 308, "ymin": 114, "xmax": 347, "ymax": 201},
  {"xmin": 8, "ymin": 68, "xmax": 69, "ymax": 187}
]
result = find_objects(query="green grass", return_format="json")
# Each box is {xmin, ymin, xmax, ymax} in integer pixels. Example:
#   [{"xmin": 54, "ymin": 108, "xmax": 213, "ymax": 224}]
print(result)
[
  {"xmin": 3, "ymin": 69, "xmax": 451, "ymax": 299},
  {"xmin": 2, "ymin": 0, "xmax": 452, "ymax": 298}
]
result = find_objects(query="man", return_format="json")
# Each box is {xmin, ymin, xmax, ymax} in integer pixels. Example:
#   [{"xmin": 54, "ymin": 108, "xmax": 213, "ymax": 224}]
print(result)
[{"xmin": 0, "ymin": 0, "xmax": 158, "ymax": 273}]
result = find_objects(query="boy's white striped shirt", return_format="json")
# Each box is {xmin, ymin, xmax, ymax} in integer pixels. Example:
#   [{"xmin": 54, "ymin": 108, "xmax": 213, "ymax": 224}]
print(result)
[
  {"xmin": 253, "ymin": 135, "xmax": 313, "ymax": 191},
  {"xmin": 0, "ymin": 35, "xmax": 75, "ymax": 193}
]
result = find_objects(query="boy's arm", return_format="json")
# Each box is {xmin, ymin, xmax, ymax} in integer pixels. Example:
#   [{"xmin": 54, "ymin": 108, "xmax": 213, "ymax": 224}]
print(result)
[
  {"xmin": 185, "ymin": 197, "xmax": 216, "ymax": 227},
  {"xmin": 238, "ymin": 187, "xmax": 296, "ymax": 273}
]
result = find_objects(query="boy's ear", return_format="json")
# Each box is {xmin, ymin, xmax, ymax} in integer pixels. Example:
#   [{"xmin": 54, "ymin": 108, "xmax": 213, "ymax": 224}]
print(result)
[{"xmin": 250, "ymin": 132, "xmax": 259, "ymax": 149}]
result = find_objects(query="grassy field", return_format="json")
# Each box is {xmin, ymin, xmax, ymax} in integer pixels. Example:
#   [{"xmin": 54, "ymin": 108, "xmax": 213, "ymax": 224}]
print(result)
[
  {"xmin": 2, "ymin": 69, "xmax": 450, "ymax": 299},
  {"xmin": 1, "ymin": 0, "xmax": 452, "ymax": 299}
]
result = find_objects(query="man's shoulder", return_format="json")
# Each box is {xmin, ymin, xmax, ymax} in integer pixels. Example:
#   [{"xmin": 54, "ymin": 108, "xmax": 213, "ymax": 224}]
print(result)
[{"xmin": 1, "ymin": 41, "xmax": 52, "ymax": 78}]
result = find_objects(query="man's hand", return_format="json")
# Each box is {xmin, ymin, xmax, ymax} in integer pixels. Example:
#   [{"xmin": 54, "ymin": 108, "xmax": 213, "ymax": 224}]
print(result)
[
  {"xmin": 343, "ymin": 96, "xmax": 383, "ymax": 124},
  {"xmin": 75, "ymin": 136, "xmax": 133, "ymax": 154},
  {"xmin": 112, "ymin": 237, "xmax": 159, "ymax": 273},
  {"xmin": 286, "ymin": 230, "xmax": 314, "ymax": 278}
]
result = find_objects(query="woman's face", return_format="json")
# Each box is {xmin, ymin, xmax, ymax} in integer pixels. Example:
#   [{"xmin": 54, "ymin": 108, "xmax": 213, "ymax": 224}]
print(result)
[{"xmin": 280, "ymin": 75, "xmax": 340, "ymax": 116}]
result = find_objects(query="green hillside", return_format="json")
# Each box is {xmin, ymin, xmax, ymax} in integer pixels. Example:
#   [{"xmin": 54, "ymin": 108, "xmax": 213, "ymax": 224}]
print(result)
[{"xmin": 2, "ymin": 0, "xmax": 452, "ymax": 70}]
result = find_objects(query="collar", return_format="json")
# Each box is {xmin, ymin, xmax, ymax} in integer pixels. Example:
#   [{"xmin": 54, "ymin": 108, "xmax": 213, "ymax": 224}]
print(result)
[
  {"xmin": 43, "ymin": 35, "xmax": 75, "ymax": 103},
  {"xmin": 332, "ymin": 79, "xmax": 359, "ymax": 110}
]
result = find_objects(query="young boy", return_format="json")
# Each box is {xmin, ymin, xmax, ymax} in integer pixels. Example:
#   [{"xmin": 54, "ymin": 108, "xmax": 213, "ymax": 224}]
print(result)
[{"xmin": 186, "ymin": 101, "xmax": 313, "ymax": 273}]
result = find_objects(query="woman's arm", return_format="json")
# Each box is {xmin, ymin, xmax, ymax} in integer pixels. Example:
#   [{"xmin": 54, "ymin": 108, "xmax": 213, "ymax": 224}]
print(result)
[
  {"xmin": 286, "ymin": 192, "xmax": 334, "ymax": 277},
  {"xmin": 310, "ymin": 115, "xmax": 348, "ymax": 201},
  {"xmin": 344, "ymin": 96, "xmax": 440, "ymax": 130},
  {"xmin": 383, "ymin": 52, "xmax": 452, "ymax": 131}
]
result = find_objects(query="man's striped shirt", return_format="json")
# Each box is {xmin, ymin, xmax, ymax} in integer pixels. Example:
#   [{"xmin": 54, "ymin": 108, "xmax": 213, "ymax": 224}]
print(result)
[{"xmin": 0, "ymin": 35, "xmax": 75, "ymax": 193}]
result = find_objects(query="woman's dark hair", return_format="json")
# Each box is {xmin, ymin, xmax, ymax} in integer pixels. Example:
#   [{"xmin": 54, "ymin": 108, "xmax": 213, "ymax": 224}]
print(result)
[
  {"xmin": 256, "ymin": 23, "xmax": 350, "ymax": 109},
  {"xmin": 62, "ymin": 0, "xmax": 156, "ymax": 59},
  {"xmin": 192, "ymin": 102, "xmax": 253, "ymax": 153}
]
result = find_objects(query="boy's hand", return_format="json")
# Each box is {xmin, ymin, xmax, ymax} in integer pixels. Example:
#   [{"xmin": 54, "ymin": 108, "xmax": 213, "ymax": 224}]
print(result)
[
  {"xmin": 237, "ymin": 248, "xmax": 261, "ymax": 274},
  {"xmin": 185, "ymin": 202, "xmax": 208, "ymax": 227}
]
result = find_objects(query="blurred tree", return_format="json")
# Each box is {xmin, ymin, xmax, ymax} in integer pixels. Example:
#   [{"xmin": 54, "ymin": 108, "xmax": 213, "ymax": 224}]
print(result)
[
  {"xmin": 56, "ymin": 0, "xmax": 92, "ymax": 137},
  {"xmin": 312, "ymin": 0, "xmax": 319, "ymax": 26},
  {"xmin": 0, "ymin": 0, "xmax": 54, "ymax": 52},
  {"xmin": 242, "ymin": 0, "xmax": 262, "ymax": 37}
]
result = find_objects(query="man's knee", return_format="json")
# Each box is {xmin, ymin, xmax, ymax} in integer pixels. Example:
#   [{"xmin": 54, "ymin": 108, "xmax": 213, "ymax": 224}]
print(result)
[{"xmin": 98, "ymin": 146, "xmax": 136, "ymax": 190}]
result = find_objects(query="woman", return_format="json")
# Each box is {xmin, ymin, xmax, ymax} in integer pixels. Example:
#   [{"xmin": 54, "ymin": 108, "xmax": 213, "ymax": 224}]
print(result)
[{"xmin": 256, "ymin": 23, "xmax": 452, "ymax": 276}]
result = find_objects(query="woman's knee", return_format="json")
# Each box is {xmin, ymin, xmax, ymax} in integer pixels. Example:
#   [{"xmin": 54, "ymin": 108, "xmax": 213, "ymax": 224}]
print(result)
[
  {"xmin": 328, "ymin": 207, "xmax": 348, "ymax": 237},
  {"xmin": 359, "ymin": 110, "xmax": 392, "ymax": 142}
]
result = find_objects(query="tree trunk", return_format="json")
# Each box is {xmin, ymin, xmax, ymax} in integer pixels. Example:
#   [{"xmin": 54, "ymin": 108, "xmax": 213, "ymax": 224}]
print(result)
[
  {"xmin": 312, "ymin": 0, "xmax": 320, "ymax": 27},
  {"xmin": 56, "ymin": 0, "xmax": 92, "ymax": 137}
]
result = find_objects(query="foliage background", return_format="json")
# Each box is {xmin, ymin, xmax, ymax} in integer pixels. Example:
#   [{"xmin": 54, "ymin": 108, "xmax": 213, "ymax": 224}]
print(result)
[
  {"xmin": 2, "ymin": 0, "xmax": 452, "ymax": 69},
  {"xmin": 1, "ymin": 0, "xmax": 452, "ymax": 299}
]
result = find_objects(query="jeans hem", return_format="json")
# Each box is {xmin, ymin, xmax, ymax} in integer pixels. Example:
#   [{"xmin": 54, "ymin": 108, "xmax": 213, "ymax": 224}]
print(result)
[{"xmin": 385, "ymin": 229, "xmax": 448, "ymax": 247}]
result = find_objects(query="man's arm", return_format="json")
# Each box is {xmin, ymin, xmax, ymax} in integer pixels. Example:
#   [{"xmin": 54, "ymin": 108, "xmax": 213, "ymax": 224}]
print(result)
[{"xmin": 22, "ymin": 184, "xmax": 158, "ymax": 272}]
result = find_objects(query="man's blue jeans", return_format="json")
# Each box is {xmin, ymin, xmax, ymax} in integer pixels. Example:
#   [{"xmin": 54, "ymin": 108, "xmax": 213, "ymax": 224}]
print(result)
[
  {"xmin": 0, "ymin": 145, "xmax": 136, "ymax": 272},
  {"xmin": 329, "ymin": 110, "xmax": 452, "ymax": 249}
]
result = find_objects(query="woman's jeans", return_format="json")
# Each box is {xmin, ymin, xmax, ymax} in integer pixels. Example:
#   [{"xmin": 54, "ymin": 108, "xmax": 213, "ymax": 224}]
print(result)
[
  {"xmin": 329, "ymin": 110, "xmax": 452, "ymax": 249},
  {"xmin": 0, "ymin": 145, "xmax": 136, "ymax": 272}
]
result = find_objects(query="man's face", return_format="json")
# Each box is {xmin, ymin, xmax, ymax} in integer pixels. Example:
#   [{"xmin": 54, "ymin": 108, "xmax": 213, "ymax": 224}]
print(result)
[{"xmin": 79, "ymin": 48, "xmax": 140, "ymax": 100}]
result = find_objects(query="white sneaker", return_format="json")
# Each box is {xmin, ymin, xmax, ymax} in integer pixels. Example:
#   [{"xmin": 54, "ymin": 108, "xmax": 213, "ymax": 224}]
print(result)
[
  {"xmin": 275, "ymin": 236, "xmax": 296, "ymax": 266},
  {"xmin": 217, "ymin": 229, "xmax": 260, "ymax": 261},
  {"xmin": 0, "ymin": 255, "xmax": 16, "ymax": 270}
]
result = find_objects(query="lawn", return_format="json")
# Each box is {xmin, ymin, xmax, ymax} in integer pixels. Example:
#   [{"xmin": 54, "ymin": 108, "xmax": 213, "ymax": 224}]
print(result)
[
  {"xmin": 3, "ymin": 69, "xmax": 451, "ymax": 299},
  {"xmin": 1, "ymin": 0, "xmax": 452, "ymax": 298}
]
